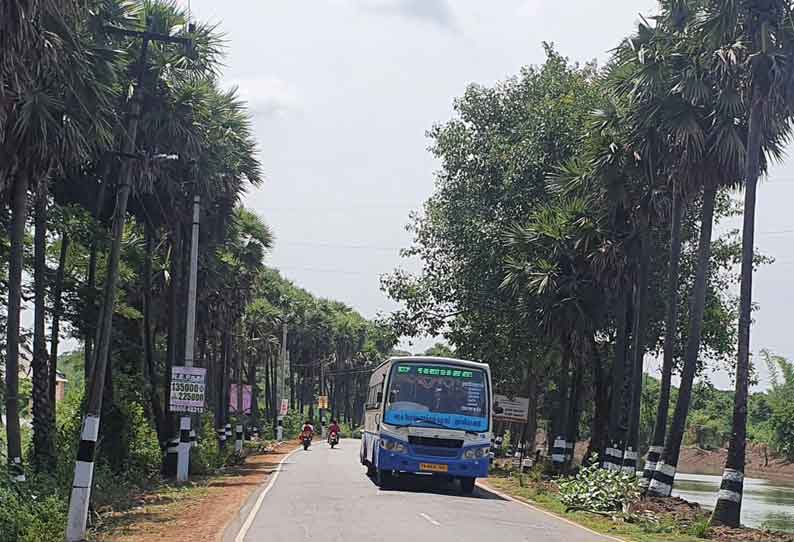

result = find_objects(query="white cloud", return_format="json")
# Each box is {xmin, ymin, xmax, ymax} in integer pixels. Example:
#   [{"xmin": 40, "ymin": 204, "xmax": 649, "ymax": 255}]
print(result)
[
  {"xmin": 516, "ymin": 0, "xmax": 543, "ymax": 17},
  {"xmin": 227, "ymin": 76, "xmax": 301, "ymax": 119},
  {"xmin": 354, "ymin": 0, "xmax": 458, "ymax": 31}
]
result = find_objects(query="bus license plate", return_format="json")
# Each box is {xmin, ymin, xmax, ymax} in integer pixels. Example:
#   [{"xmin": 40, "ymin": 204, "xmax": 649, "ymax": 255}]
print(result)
[{"xmin": 420, "ymin": 463, "xmax": 448, "ymax": 473}]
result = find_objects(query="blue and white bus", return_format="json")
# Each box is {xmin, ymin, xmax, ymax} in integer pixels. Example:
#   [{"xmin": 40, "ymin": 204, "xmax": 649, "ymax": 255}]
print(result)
[{"xmin": 360, "ymin": 356, "xmax": 495, "ymax": 494}]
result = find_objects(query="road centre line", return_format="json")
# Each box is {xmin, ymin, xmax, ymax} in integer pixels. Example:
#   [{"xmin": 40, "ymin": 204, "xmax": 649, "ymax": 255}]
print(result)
[{"xmin": 419, "ymin": 512, "xmax": 441, "ymax": 526}]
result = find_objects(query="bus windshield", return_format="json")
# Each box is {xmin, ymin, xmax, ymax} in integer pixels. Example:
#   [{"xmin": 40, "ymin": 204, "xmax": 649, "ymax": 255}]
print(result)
[{"xmin": 384, "ymin": 362, "xmax": 488, "ymax": 432}]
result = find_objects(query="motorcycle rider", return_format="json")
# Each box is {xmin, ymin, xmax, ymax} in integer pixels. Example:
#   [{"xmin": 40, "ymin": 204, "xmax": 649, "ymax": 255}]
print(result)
[
  {"xmin": 301, "ymin": 420, "xmax": 314, "ymax": 440},
  {"xmin": 328, "ymin": 419, "xmax": 341, "ymax": 442}
]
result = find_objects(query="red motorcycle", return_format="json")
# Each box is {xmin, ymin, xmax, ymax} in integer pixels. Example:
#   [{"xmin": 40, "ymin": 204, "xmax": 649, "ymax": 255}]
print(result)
[
  {"xmin": 301, "ymin": 430, "xmax": 313, "ymax": 451},
  {"xmin": 328, "ymin": 431, "xmax": 339, "ymax": 449}
]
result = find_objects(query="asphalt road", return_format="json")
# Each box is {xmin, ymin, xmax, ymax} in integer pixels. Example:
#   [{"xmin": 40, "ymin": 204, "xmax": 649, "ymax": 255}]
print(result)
[{"xmin": 238, "ymin": 439, "xmax": 611, "ymax": 542}]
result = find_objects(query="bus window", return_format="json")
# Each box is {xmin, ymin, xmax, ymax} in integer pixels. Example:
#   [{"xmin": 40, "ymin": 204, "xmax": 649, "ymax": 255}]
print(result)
[{"xmin": 383, "ymin": 362, "xmax": 488, "ymax": 432}]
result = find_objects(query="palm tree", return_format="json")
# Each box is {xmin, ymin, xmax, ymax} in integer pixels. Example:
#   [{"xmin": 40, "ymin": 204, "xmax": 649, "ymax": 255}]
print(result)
[
  {"xmin": 620, "ymin": 2, "xmax": 750, "ymax": 497},
  {"xmin": 2, "ymin": 0, "xmax": 118, "ymax": 478},
  {"xmin": 711, "ymin": 0, "xmax": 794, "ymax": 526},
  {"xmin": 503, "ymin": 194, "xmax": 606, "ymax": 471}
]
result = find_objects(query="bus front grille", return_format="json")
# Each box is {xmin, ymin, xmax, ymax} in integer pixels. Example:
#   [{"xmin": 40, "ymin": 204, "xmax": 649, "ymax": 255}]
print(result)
[
  {"xmin": 408, "ymin": 436, "xmax": 463, "ymax": 450},
  {"xmin": 412, "ymin": 446, "xmax": 460, "ymax": 458}
]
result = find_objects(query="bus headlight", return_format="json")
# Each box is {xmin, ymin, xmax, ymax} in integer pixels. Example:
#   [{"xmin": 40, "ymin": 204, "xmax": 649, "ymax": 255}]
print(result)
[
  {"xmin": 464, "ymin": 447, "xmax": 487, "ymax": 459},
  {"xmin": 380, "ymin": 438, "xmax": 407, "ymax": 454}
]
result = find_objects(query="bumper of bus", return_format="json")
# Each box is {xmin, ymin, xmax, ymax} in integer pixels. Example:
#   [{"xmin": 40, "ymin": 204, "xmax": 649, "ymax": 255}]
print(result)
[{"xmin": 377, "ymin": 449, "xmax": 489, "ymax": 478}]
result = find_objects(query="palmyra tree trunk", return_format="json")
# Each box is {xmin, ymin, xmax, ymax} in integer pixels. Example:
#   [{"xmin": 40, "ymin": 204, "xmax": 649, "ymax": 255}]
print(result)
[
  {"xmin": 85, "ymin": 172, "xmax": 108, "ymax": 380},
  {"xmin": 32, "ymin": 186, "xmax": 55, "ymax": 470},
  {"xmin": 650, "ymin": 183, "xmax": 717, "ymax": 497},
  {"xmin": 550, "ymin": 345, "xmax": 571, "ymax": 470},
  {"xmin": 565, "ymin": 357, "xmax": 584, "ymax": 470},
  {"xmin": 586, "ymin": 340, "xmax": 610, "ymax": 464},
  {"xmin": 142, "ymin": 222, "xmax": 165, "ymax": 442},
  {"xmin": 50, "ymin": 233, "xmax": 70, "ymax": 407},
  {"xmin": 643, "ymin": 188, "xmax": 683, "ymax": 489},
  {"xmin": 711, "ymin": 94, "xmax": 764, "ymax": 528},
  {"xmin": 626, "ymin": 224, "xmax": 652, "ymax": 474},
  {"xmin": 604, "ymin": 288, "xmax": 630, "ymax": 470},
  {"xmin": 5, "ymin": 172, "xmax": 29, "ymax": 481}
]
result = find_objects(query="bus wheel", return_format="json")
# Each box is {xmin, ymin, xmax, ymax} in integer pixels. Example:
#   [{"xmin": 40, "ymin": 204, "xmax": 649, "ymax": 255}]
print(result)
[
  {"xmin": 460, "ymin": 477, "xmax": 476, "ymax": 495},
  {"xmin": 376, "ymin": 469, "xmax": 392, "ymax": 488}
]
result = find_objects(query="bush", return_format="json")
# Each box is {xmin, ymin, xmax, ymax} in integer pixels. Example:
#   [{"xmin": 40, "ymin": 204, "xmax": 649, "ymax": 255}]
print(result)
[
  {"xmin": 770, "ymin": 401, "xmax": 794, "ymax": 460},
  {"xmin": 558, "ymin": 461, "xmax": 640, "ymax": 514},
  {"xmin": 0, "ymin": 478, "xmax": 67, "ymax": 542},
  {"xmin": 192, "ymin": 414, "xmax": 232, "ymax": 474},
  {"xmin": 282, "ymin": 410, "xmax": 304, "ymax": 439}
]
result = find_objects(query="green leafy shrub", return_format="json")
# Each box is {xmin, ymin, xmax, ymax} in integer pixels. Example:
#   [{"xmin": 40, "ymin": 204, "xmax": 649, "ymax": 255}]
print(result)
[
  {"xmin": 192, "ymin": 414, "xmax": 232, "ymax": 474},
  {"xmin": 558, "ymin": 461, "xmax": 640, "ymax": 513},
  {"xmin": 282, "ymin": 410, "xmax": 304, "ymax": 439},
  {"xmin": 687, "ymin": 517, "xmax": 711, "ymax": 538},
  {"xmin": 770, "ymin": 401, "xmax": 794, "ymax": 460},
  {"xmin": 0, "ymin": 478, "xmax": 67, "ymax": 542}
]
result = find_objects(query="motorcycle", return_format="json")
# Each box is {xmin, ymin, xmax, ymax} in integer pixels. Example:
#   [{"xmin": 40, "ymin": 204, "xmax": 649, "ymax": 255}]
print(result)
[
  {"xmin": 328, "ymin": 431, "xmax": 339, "ymax": 449},
  {"xmin": 301, "ymin": 431, "xmax": 312, "ymax": 451}
]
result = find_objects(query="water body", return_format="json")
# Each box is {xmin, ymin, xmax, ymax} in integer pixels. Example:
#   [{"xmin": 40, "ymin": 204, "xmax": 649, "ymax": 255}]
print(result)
[{"xmin": 672, "ymin": 473, "xmax": 794, "ymax": 533}]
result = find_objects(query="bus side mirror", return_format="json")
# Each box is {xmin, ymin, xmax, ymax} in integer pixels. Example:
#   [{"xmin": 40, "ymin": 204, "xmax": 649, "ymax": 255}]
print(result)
[{"xmin": 494, "ymin": 404, "xmax": 504, "ymax": 415}]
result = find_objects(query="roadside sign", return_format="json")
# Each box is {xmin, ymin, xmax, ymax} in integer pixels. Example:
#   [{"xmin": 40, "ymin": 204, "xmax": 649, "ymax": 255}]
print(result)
[
  {"xmin": 229, "ymin": 384, "xmax": 252, "ymax": 415},
  {"xmin": 279, "ymin": 398, "xmax": 289, "ymax": 417},
  {"xmin": 318, "ymin": 395, "xmax": 328, "ymax": 409},
  {"xmin": 169, "ymin": 367, "xmax": 206, "ymax": 413},
  {"xmin": 493, "ymin": 394, "xmax": 529, "ymax": 423}
]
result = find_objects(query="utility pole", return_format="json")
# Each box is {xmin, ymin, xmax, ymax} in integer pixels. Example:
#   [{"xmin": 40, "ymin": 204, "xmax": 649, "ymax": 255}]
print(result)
[
  {"xmin": 177, "ymin": 192, "xmax": 201, "ymax": 482},
  {"xmin": 275, "ymin": 322, "xmax": 287, "ymax": 440},
  {"xmin": 66, "ymin": 21, "xmax": 191, "ymax": 541},
  {"xmin": 320, "ymin": 358, "xmax": 326, "ymax": 439},
  {"xmin": 235, "ymin": 323, "xmax": 245, "ymax": 454}
]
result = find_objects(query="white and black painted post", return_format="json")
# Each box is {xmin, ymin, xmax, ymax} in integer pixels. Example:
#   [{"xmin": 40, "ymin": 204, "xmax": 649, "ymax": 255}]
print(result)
[
  {"xmin": 176, "ymin": 417, "xmax": 191, "ymax": 481},
  {"xmin": 602, "ymin": 441, "xmax": 623, "ymax": 471},
  {"xmin": 10, "ymin": 456, "xmax": 25, "ymax": 482},
  {"xmin": 165, "ymin": 437, "xmax": 179, "ymax": 463},
  {"xmin": 217, "ymin": 427, "xmax": 227, "ymax": 448},
  {"xmin": 551, "ymin": 435, "xmax": 567, "ymax": 466},
  {"xmin": 640, "ymin": 445, "xmax": 664, "ymax": 489},
  {"xmin": 648, "ymin": 461, "xmax": 677, "ymax": 497},
  {"xmin": 66, "ymin": 415, "xmax": 99, "ymax": 540},
  {"xmin": 225, "ymin": 423, "xmax": 232, "ymax": 442},
  {"xmin": 712, "ymin": 468, "xmax": 744, "ymax": 522},
  {"xmin": 190, "ymin": 429, "xmax": 197, "ymax": 449},
  {"xmin": 622, "ymin": 447, "xmax": 638, "ymax": 475},
  {"xmin": 235, "ymin": 424, "xmax": 244, "ymax": 454}
]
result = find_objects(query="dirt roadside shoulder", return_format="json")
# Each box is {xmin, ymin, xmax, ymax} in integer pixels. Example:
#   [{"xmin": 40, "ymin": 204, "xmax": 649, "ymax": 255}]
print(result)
[{"xmin": 96, "ymin": 442, "xmax": 297, "ymax": 542}]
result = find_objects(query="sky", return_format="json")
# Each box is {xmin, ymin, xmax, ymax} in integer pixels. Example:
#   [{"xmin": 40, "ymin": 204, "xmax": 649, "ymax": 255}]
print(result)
[{"xmin": 156, "ymin": 0, "xmax": 794, "ymax": 391}]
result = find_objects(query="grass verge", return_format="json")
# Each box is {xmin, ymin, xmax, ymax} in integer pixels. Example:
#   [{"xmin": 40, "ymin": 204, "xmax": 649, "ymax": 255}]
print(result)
[{"xmin": 483, "ymin": 471, "xmax": 710, "ymax": 542}]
